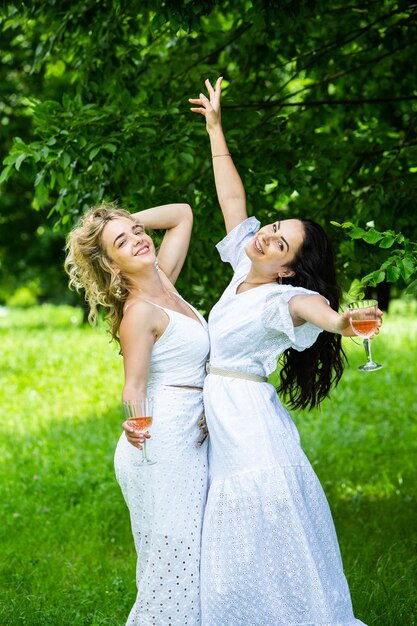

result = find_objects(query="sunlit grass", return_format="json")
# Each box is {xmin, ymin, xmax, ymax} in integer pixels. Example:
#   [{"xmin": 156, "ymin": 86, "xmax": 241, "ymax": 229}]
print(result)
[
  {"xmin": 0, "ymin": 303, "xmax": 416, "ymax": 625},
  {"xmin": 291, "ymin": 303, "xmax": 417, "ymax": 625}
]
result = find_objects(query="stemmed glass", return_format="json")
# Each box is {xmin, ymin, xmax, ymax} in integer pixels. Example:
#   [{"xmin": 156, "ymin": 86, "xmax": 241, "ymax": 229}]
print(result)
[
  {"xmin": 347, "ymin": 299, "xmax": 382, "ymax": 372},
  {"xmin": 123, "ymin": 396, "xmax": 156, "ymax": 466}
]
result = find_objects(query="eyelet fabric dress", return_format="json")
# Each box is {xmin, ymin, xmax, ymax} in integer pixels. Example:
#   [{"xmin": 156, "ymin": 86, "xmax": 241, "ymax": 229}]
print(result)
[
  {"xmin": 114, "ymin": 297, "xmax": 210, "ymax": 626},
  {"xmin": 201, "ymin": 217, "xmax": 367, "ymax": 626}
]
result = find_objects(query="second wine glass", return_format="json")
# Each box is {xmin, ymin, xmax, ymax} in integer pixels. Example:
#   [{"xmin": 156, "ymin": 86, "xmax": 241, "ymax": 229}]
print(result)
[
  {"xmin": 123, "ymin": 396, "xmax": 156, "ymax": 466},
  {"xmin": 347, "ymin": 299, "xmax": 382, "ymax": 372}
]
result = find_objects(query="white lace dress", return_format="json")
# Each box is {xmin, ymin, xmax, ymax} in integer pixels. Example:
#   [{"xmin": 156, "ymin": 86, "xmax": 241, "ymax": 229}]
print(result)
[
  {"xmin": 114, "ymin": 297, "xmax": 210, "ymax": 626},
  {"xmin": 201, "ymin": 218, "xmax": 366, "ymax": 626}
]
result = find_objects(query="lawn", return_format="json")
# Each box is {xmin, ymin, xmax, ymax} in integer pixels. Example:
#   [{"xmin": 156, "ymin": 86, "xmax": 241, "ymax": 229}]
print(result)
[{"xmin": 0, "ymin": 303, "xmax": 416, "ymax": 625}]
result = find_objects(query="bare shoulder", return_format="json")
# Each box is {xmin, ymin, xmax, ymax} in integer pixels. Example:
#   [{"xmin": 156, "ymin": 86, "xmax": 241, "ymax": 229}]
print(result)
[{"xmin": 120, "ymin": 299, "xmax": 163, "ymax": 340}]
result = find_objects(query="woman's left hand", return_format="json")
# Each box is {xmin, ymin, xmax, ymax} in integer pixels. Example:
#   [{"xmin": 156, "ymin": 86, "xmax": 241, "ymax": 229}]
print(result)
[
  {"xmin": 338, "ymin": 308, "xmax": 384, "ymax": 337},
  {"xmin": 189, "ymin": 77, "xmax": 223, "ymax": 132}
]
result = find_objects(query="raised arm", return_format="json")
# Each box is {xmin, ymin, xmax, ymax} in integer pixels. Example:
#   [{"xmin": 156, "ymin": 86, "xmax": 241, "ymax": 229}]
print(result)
[
  {"xmin": 131, "ymin": 203, "xmax": 193, "ymax": 284},
  {"xmin": 190, "ymin": 77, "xmax": 248, "ymax": 233}
]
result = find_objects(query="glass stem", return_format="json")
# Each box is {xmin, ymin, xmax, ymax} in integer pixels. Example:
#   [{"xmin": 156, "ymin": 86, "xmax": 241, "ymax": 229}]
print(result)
[
  {"xmin": 363, "ymin": 338, "xmax": 374, "ymax": 364},
  {"xmin": 142, "ymin": 438, "xmax": 149, "ymax": 462}
]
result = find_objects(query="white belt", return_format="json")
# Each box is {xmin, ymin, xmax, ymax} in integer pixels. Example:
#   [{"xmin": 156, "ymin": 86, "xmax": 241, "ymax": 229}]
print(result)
[{"xmin": 205, "ymin": 362, "xmax": 267, "ymax": 383}]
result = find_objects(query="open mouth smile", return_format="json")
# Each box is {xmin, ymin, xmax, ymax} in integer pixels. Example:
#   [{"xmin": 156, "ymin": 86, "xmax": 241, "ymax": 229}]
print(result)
[
  {"xmin": 135, "ymin": 245, "xmax": 150, "ymax": 256},
  {"xmin": 254, "ymin": 239, "xmax": 264, "ymax": 254}
]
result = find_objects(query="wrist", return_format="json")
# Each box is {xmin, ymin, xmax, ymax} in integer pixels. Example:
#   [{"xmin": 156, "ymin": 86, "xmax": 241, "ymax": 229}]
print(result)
[{"xmin": 207, "ymin": 121, "xmax": 223, "ymax": 135}]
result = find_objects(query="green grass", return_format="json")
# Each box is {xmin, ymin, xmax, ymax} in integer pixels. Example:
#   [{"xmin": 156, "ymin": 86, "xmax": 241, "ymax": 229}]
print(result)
[{"xmin": 1, "ymin": 303, "xmax": 416, "ymax": 625}]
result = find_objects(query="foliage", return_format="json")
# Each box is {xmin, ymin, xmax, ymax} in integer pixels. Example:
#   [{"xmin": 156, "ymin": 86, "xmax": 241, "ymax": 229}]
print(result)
[
  {"xmin": 0, "ymin": 1, "xmax": 417, "ymax": 308},
  {"xmin": 0, "ymin": 304, "xmax": 416, "ymax": 625},
  {"xmin": 332, "ymin": 220, "xmax": 417, "ymax": 293}
]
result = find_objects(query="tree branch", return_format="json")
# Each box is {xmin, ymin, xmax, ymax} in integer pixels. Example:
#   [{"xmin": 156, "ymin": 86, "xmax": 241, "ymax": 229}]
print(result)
[
  {"xmin": 224, "ymin": 95, "xmax": 417, "ymax": 110},
  {"xmin": 355, "ymin": 140, "xmax": 417, "ymax": 158},
  {"xmin": 171, "ymin": 22, "xmax": 253, "ymax": 81},
  {"xmin": 263, "ymin": 5, "xmax": 414, "ymax": 76},
  {"xmin": 270, "ymin": 35, "xmax": 417, "ymax": 106}
]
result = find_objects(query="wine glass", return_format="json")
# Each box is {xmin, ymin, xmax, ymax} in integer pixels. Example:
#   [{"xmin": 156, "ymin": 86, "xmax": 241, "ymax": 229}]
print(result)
[
  {"xmin": 123, "ymin": 396, "xmax": 156, "ymax": 466},
  {"xmin": 347, "ymin": 299, "xmax": 382, "ymax": 372}
]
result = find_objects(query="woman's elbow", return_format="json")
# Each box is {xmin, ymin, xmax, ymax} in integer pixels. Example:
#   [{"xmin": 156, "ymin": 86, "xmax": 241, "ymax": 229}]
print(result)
[{"xmin": 181, "ymin": 203, "xmax": 193, "ymax": 225}]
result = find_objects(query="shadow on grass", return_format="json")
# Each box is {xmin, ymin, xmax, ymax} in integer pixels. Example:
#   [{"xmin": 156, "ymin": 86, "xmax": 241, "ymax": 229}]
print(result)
[
  {"xmin": 1, "ymin": 405, "xmax": 416, "ymax": 625},
  {"xmin": 330, "ymin": 493, "xmax": 417, "ymax": 626},
  {"xmin": 0, "ymin": 406, "xmax": 135, "ymax": 626}
]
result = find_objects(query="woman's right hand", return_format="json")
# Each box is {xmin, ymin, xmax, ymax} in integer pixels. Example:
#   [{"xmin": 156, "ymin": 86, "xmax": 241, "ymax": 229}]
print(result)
[
  {"xmin": 122, "ymin": 420, "xmax": 151, "ymax": 450},
  {"xmin": 189, "ymin": 76, "xmax": 223, "ymax": 132}
]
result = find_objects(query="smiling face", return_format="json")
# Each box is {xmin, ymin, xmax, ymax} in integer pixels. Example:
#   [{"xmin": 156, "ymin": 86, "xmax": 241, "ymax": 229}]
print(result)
[
  {"xmin": 245, "ymin": 219, "xmax": 305, "ymax": 279},
  {"xmin": 101, "ymin": 217, "xmax": 156, "ymax": 276}
]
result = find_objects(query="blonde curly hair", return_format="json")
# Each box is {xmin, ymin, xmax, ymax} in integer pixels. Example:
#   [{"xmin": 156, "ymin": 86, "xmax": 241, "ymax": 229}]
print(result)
[{"xmin": 64, "ymin": 201, "xmax": 140, "ymax": 344}]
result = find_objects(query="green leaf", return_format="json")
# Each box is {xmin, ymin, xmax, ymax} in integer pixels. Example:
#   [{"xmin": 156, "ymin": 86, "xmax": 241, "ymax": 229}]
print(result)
[
  {"xmin": 264, "ymin": 180, "xmax": 278, "ymax": 194},
  {"xmin": 34, "ymin": 171, "xmax": 44, "ymax": 187},
  {"xmin": 180, "ymin": 152, "xmax": 194, "ymax": 165},
  {"xmin": 103, "ymin": 143, "xmax": 117, "ymax": 153},
  {"xmin": 405, "ymin": 279, "xmax": 417, "ymax": 294},
  {"xmin": 386, "ymin": 265, "xmax": 401, "ymax": 282},
  {"xmin": 151, "ymin": 12, "xmax": 167, "ymax": 29},
  {"xmin": 0, "ymin": 165, "xmax": 13, "ymax": 185},
  {"xmin": 373, "ymin": 270, "xmax": 386, "ymax": 284},
  {"xmin": 348, "ymin": 227, "xmax": 366, "ymax": 240},
  {"xmin": 60, "ymin": 152, "xmax": 71, "ymax": 170},
  {"xmin": 379, "ymin": 235, "xmax": 396, "ymax": 249},
  {"xmin": 362, "ymin": 270, "xmax": 385, "ymax": 286},
  {"xmin": 89, "ymin": 147, "xmax": 100, "ymax": 160},
  {"xmin": 362, "ymin": 229, "xmax": 383, "ymax": 244},
  {"xmin": 398, "ymin": 257, "xmax": 415, "ymax": 280},
  {"xmin": 62, "ymin": 93, "xmax": 72, "ymax": 109},
  {"xmin": 15, "ymin": 153, "xmax": 28, "ymax": 171},
  {"xmin": 344, "ymin": 278, "xmax": 365, "ymax": 302}
]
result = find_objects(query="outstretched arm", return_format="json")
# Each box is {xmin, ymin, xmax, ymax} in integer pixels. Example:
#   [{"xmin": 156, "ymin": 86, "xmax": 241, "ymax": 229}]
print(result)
[
  {"xmin": 289, "ymin": 295, "xmax": 383, "ymax": 337},
  {"xmin": 131, "ymin": 203, "xmax": 193, "ymax": 284},
  {"xmin": 190, "ymin": 77, "xmax": 248, "ymax": 233}
]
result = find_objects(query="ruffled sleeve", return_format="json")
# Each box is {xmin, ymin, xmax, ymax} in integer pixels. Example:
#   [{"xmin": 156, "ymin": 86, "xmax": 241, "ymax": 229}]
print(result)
[
  {"xmin": 262, "ymin": 287, "xmax": 325, "ymax": 352},
  {"xmin": 216, "ymin": 217, "xmax": 261, "ymax": 272}
]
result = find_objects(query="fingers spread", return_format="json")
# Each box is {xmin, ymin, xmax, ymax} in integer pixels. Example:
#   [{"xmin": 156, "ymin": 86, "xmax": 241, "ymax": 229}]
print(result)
[{"xmin": 205, "ymin": 78, "xmax": 215, "ymax": 96}]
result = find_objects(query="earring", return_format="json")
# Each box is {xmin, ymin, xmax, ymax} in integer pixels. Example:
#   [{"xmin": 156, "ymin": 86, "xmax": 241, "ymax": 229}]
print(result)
[
  {"xmin": 115, "ymin": 286, "xmax": 122, "ymax": 298},
  {"xmin": 155, "ymin": 259, "xmax": 159, "ymax": 272},
  {"xmin": 278, "ymin": 276, "xmax": 282, "ymax": 285}
]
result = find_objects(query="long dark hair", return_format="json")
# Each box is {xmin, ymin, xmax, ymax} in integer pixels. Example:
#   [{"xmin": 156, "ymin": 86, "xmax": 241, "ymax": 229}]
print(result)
[{"xmin": 278, "ymin": 218, "xmax": 347, "ymax": 411}]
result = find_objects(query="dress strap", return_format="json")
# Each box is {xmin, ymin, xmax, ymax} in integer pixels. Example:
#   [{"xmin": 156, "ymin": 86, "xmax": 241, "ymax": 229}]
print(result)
[
  {"xmin": 123, "ymin": 299, "xmax": 169, "ymax": 315},
  {"xmin": 140, "ymin": 299, "xmax": 169, "ymax": 312},
  {"xmin": 123, "ymin": 294, "xmax": 204, "ymax": 327}
]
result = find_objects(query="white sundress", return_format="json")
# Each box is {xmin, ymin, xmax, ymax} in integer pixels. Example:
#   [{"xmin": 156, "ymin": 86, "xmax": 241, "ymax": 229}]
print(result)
[
  {"xmin": 201, "ymin": 217, "xmax": 367, "ymax": 626},
  {"xmin": 114, "ymin": 296, "xmax": 210, "ymax": 626}
]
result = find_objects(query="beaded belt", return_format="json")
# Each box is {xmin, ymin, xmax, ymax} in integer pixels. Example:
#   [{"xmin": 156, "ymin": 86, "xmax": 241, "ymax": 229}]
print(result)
[{"xmin": 205, "ymin": 362, "xmax": 267, "ymax": 383}]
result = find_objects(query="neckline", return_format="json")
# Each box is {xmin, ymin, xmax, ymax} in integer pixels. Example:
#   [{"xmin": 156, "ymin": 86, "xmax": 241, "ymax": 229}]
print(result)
[
  {"xmin": 234, "ymin": 280, "xmax": 279, "ymax": 297},
  {"xmin": 140, "ymin": 293, "xmax": 205, "ymax": 328}
]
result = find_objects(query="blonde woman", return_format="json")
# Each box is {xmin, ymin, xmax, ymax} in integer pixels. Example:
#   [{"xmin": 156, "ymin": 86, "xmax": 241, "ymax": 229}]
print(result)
[{"xmin": 65, "ymin": 202, "xmax": 209, "ymax": 626}]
